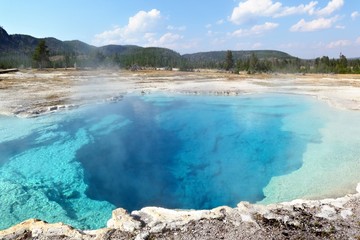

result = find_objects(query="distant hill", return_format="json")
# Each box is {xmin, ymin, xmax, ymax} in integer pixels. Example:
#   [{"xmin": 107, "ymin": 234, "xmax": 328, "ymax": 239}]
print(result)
[
  {"xmin": 0, "ymin": 26, "xmax": 296, "ymax": 70},
  {"xmin": 2, "ymin": 26, "xmax": 358, "ymax": 74},
  {"xmin": 99, "ymin": 45, "xmax": 141, "ymax": 55},
  {"xmin": 183, "ymin": 50, "xmax": 296, "ymax": 69},
  {"xmin": 0, "ymin": 26, "xmax": 184, "ymax": 69},
  {"xmin": 0, "ymin": 27, "xmax": 94, "ymax": 55},
  {"xmin": 184, "ymin": 50, "xmax": 294, "ymax": 61}
]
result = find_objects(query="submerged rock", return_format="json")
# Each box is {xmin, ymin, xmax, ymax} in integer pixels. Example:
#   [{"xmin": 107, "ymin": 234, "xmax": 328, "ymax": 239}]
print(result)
[{"xmin": 1, "ymin": 183, "xmax": 360, "ymax": 239}]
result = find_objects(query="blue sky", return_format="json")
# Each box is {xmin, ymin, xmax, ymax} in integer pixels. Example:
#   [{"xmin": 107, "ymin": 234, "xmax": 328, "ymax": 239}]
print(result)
[{"xmin": 1, "ymin": 0, "xmax": 360, "ymax": 58}]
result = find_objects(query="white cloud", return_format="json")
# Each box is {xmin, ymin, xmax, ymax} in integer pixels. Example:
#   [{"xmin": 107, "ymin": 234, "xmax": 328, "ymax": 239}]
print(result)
[
  {"xmin": 210, "ymin": 37, "xmax": 227, "ymax": 46},
  {"xmin": 145, "ymin": 32, "xmax": 184, "ymax": 49},
  {"xmin": 252, "ymin": 42, "xmax": 263, "ymax": 49},
  {"xmin": 356, "ymin": 37, "xmax": 360, "ymax": 45},
  {"xmin": 335, "ymin": 25, "xmax": 345, "ymax": 29},
  {"xmin": 229, "ymin": 0, "xmax": 282, "ymax": 24},
  {"xmin": 232, "ymin": 22, "xmax": 279, "ymax": 37},
  {"xmin": 274, "ymin": 1, "xmax": 317, "ymax": 17},
  {"xmin": 316, "ymin": 0, "xmax": 344, "ymax": 16},
  {"xmin": 229, "ymin": 0, "xmax": 344, "ymax": 24},
  {"xmin": 167, "ymin": 25, "xmax": 186, "ymax": 31},
  {"xmin": 156, "ymin": 33, "xmax": 183, "ymax": 45},
  {"xmin": 290, "ymin": 16, "xmax": 338, "ymax": 32},
  {"xmin": 251, "ymin": 22, "xmax": 279, "ymax": 33},
  {"xmin": 93, "ymin": 9, "xmax": 161, "ymax": 46},
  {"xmin": 127, "ymin": 9, "xmax": 161, "ymax": 33},
  {"xmin": 351, "ymin": 11, "xmax": 360, "ymax": 20},
  {"xmin": 216, "ymin": 19, "xmax": 225, "ymax": 25},
  {"xmin": 280, "ymin": 42, "xmax": 299, "ymax": 48},
  {"xmin": 326, "ymin": 40, "xmax": 351, "ymax": 48},
  {"xmin": 144, "ymin": 32, "xmax": 157, "ymax": 42},
  {"xmin": 93, "ymin": 9, "xmax": 188, "ymax": 51}
]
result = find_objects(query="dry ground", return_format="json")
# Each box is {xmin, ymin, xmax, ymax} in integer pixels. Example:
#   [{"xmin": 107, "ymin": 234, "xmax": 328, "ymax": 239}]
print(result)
[{"xmin": 1, "ymin": 69, "xmax": 360, "ymax": 117}]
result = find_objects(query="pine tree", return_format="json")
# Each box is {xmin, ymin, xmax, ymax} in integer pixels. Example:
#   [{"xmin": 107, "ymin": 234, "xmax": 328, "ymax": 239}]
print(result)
[
  {"xmin": 224, "ymin": 50, "xmax": 234, "ymax": 71},
  {"xmin": 248, "ymin": 53, "xmax": 259, "ymax": 73},
  {"xmin": 32, "ymin": 40, "xmax": 50, "ymax": 69}
]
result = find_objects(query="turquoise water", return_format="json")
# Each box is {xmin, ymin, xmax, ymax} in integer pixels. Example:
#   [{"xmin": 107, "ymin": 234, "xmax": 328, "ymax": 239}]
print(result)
[{"xmin": 0, "ymin": 93, "xmax": 359, "ymax": 230}]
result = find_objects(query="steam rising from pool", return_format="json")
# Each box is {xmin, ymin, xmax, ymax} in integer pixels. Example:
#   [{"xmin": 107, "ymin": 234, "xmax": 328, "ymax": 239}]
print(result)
[{"xmin": 0, "ymin": 94, "xmax": 359, "ymax": 230}]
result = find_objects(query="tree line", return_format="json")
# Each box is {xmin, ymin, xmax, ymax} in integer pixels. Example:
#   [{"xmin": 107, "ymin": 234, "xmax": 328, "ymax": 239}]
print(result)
[
  {"xmin": 223, "ymin": 50, "xmax": 360, "ymax": 74},
  {"xmin": 1, "ymin": 41, "xmax": 360, "ymax": 74}
]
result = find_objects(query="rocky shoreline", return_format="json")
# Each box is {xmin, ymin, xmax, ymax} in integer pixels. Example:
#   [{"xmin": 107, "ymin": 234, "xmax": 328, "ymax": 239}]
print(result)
[
  {"xmin": 1, "ymin": 183, "xmax": 359, "ymax": 239},
  {"xmin": 1, "ymin": 70, "xmax": 360, "ymax": 239}
]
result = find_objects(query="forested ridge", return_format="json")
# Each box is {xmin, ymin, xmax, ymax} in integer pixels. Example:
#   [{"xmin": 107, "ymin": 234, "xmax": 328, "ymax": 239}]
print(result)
[{"xmin": 1, "ymin": 26, "xmax": 359, "ymax": 73}]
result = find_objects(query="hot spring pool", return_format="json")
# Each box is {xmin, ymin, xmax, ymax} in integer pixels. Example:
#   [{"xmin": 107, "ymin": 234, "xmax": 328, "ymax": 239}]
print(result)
[{"xmin": 0, "ymin": 93, "xmax": 359, "ymax": 230}]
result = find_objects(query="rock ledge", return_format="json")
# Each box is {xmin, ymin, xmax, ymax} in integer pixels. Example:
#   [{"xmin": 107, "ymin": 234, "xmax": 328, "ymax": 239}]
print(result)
[{"xmin": 1, "ymin": 183, "xmax": 360, "ymax": 239}]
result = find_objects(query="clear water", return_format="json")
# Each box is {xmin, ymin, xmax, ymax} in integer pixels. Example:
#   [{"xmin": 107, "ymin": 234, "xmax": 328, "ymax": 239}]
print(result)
[{"xmin": 0, "ymin": 93, "xmax": 359, "ymax": 230}]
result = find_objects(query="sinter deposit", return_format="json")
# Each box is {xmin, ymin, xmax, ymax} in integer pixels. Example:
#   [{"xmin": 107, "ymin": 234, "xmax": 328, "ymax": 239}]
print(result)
[{"xmin": 1, "ymin": 183, "xmax": 360, "ymax": 239}]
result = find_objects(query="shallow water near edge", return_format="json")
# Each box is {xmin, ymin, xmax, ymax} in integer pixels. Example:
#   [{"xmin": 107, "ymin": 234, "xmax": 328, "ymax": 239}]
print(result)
[{"xmin": 0, "ymin": 93, "xmax": 359, "ymax": 230}]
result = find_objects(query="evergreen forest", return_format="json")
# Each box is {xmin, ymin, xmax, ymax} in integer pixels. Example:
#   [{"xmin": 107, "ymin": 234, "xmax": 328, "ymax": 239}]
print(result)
[{"xmin": 1, "ymin": 26, "xmax": 359, "ymax": 74}]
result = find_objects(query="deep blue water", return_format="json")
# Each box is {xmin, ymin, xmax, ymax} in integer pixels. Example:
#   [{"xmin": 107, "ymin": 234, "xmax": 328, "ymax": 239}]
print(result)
[{"xmin": 0, "ymin": 94, "xmax": 323, "ymax": 229}]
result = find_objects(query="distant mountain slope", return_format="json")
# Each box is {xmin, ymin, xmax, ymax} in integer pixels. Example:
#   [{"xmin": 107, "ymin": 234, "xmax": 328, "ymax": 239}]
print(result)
[
  {"xmin": 0, "ymin": 26, "xmax": 184, "ymax": 68},
  {"xmin": 99, "ymin": 45, "xmax": 141, "ymax": 56},
  {"xmin": 0, "ymin": 27, "xmax": 95, "ymax": 55},
  {"xmin": 1, "ymin": 26, "xmax": 302, "ymax": 71},
  {"xmin": 0, "ymin": 27, "xmax": 13, "ymax": 48},
  {"xmin": 183, "ymin": 50, "xmax": 296, "ymax": 68},
  {"xmin": 184, "ymin": 50, "xmax": 294, "ymax": 60}
]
